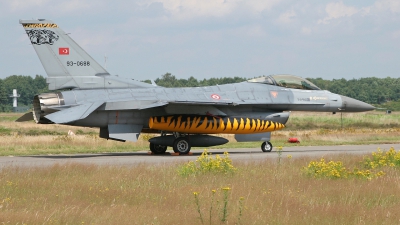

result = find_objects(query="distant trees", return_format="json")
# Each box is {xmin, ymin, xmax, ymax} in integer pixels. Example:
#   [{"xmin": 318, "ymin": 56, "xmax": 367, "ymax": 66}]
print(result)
[
  {"xmin": 148, "ymin": 73, "xmax": 247, "ymax": 87},
  {"xmin": 0, "ymin": 73, "xmax": 399, "ymax": 112},
  {"xmin": 0, "ymin": 75, "xmax": 48, "ymax": 112},
  {"xmin": 307, "ymin": 77, "xmax": 400, "ymax": 104}
]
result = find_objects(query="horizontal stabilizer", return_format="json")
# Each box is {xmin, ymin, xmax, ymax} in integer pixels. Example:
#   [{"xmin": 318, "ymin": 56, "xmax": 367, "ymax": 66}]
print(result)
[
  {"xmin": 45, "ymin": 101, "xmax": 104, "ymax": 124},
  {"xmin": 15, "ymin": 112, "xmax": 33, "ymax": 122}
]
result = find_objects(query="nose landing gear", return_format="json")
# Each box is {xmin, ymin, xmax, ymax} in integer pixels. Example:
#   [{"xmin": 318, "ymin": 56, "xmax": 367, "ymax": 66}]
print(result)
[
  {"xmin": 149, "ymin": 143, "xmax": 168, "ymax": 154},
  {"xmin": 261, "ymin": 141, "xmax": 273, "ymax": 152}
]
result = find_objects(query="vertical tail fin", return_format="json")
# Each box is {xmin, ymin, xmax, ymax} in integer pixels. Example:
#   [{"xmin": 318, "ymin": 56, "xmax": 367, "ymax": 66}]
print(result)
[{"xmin": 20, "ymin": 19, "xmax": 110, "ymax": 90}]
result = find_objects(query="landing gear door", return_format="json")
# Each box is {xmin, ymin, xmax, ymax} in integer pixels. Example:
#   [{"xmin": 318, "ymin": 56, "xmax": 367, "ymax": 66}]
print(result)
[
  {"xmin": 108, "ymin": 124, "xmax": 143, "ymax": 142},
  {"xmin": 234, "ymin": 132, "xmax": 271, "ymax": 142}
]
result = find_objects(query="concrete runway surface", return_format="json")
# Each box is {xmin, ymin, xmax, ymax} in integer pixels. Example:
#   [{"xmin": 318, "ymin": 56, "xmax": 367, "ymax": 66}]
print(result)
[{"xmin": 1, "ymin": 144, "xmax": 399, "ymax": 168}]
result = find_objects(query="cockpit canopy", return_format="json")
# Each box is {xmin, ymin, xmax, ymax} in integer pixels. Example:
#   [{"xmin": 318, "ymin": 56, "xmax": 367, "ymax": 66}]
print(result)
[{"xmin": 247, "ymin": 74, "xmax": 320, "ymax": 90}]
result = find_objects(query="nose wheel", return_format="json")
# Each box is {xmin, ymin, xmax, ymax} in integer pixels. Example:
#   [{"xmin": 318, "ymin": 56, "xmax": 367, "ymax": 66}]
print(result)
[{"xmin": 261, "ymin": 141, "xmax": 273, "ymax": 152}]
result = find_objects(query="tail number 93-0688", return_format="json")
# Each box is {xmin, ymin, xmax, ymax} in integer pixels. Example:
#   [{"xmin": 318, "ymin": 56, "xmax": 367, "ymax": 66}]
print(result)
[{"xmin": 66, "ymin": 61, "xmax": 91, "ymax": 66}]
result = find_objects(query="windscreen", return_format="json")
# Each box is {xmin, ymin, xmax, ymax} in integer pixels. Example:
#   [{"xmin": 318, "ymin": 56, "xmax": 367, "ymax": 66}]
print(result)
[
  {"xmin": 271, "ymin": 75, "xmax": 320, "ymax": 90},
  {"xmin": 247, "ymin": 76, "xmax": 275, "ymax": 85},
  {"xmin": 247, "ymin": 74, "xmax": 320, "ymax": 90}
]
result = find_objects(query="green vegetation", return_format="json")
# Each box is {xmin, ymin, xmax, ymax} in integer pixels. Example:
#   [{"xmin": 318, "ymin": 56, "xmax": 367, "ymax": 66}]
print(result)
[
  {"xmin": 303, "ymin": 158, "xmax": 384, "ymax": 180},
  {"xmin": 303, "ymin": 148, "xmax": 400, "ymax": 180},
  {"xmin": 0, "ymin": 75, "xmax": 48, "ymax": 112},
  {"xmin": 364, "ymin": 147, "xmax": 400, "ymax": 169},
  {"xmin": 374, "ymin": 100, "xmax": 400, "ymax": 112},
  {"xmin": 1, "ymin": 151, "xmax": 400, "ymax": 224},
  {"xmin": 286, "ymin": 111, "xmax": 400, "ymax": 130},
  {"xmin": 178, "ymin": 150, "xmax": 236, "ymax": 176},
  {"xmin": 146, "ymin": 72, "xmax": 247, "ymax": 87}
]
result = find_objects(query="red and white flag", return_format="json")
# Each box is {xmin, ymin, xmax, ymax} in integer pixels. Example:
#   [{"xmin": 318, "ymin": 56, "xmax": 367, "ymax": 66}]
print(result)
[{"xmin": 59, "ymin": 47, "xmax": 69, "ymax": 55}]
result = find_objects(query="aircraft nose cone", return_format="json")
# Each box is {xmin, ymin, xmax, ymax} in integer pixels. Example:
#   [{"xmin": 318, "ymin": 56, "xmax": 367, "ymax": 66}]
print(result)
[{"xmin": 340, "ymin": 95, "xmax": 375, "ymax": 112}]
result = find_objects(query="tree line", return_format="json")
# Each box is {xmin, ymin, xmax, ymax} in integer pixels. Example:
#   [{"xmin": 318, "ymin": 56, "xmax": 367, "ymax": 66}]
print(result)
[
  {"xmin": 308, "ymin": 77, "xmax": 400, "ymax": 105},
  {"xmin": 0, "ymin": 75, "xmax": 48, "ymax": 112},
  {"xmin": 0, "ymin": 73, "xmax": 399, "ymax": 112},
  {"xmin": 144, "ymin": 73, "xmax": 247, "ymax": 87}
]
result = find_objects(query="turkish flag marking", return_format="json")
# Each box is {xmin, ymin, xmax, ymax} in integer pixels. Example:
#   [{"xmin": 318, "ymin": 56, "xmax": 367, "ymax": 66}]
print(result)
[
  {"xmin": 270, "ymin": 91, "xmax": 278, "ymax": 98},
  {"xmin": 211, "ymin": 94, "xmax": 220, "ymax": 100},
  {"xmin": 59, "ymin": 47, "xmax": 69, "ymax": 55}
]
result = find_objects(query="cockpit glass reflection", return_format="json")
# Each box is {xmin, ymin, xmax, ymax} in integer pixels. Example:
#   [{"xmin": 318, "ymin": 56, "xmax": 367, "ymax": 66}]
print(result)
[{"xmin": 247, "ymin": 74, "xmax": 320, "ymax": 90}]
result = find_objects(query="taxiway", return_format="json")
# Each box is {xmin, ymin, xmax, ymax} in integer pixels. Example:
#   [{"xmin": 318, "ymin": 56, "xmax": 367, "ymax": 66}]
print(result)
[{"xmin": 1, "ymin": 144, "xmax": 399, "ymax": 168}]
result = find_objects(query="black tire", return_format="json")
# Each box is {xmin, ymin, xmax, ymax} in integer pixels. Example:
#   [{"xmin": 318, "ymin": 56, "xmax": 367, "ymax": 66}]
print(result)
[
  {"xmin": 173, "ymin": 137, "xmax": 191, "ymax": 154},
  {"xmin": 261, "ymin": 141, "xmax": 273, "ymax": 152},
  {"xmin": 149, "ymin": 143, "xmax": 167, "ymax": 154}
]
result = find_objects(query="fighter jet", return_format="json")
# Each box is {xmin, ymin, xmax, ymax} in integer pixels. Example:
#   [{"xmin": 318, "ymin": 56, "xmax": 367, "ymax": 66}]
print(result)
[{"xmin": 17, "ymin": 19, "xmax": 375, "ymax": 154}]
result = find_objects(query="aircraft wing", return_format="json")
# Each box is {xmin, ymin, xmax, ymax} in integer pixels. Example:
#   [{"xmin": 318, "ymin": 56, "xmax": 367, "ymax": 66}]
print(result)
[
  {"xmin": 170, "ymin": 100, "xmax": 238, "ymax": 105},
  {"xmin": 103, "ymin": 99, "xmax": 168, "ymax": 110},
  {"xmin": 103, "ymin": 97, "xmax": 326, "ymax": 113},
  {"xmin": 102, "ymin": 97, "xmax": 235, "ymax": 111},
  {"xmin": 45, "ymin": 101, "xmax": 104, "ymax": 124}
]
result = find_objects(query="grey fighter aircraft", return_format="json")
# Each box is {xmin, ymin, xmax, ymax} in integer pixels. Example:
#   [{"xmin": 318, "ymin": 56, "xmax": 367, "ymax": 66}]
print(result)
[{"xmin": 17, "ymin": 19, "xmax": 375, "ymax": 154}]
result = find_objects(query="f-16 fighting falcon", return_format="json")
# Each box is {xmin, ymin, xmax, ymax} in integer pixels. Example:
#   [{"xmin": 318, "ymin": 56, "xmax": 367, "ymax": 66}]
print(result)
[{"xmin": 17, "ymin": 19, "xmax": 375, "ymax": 154}]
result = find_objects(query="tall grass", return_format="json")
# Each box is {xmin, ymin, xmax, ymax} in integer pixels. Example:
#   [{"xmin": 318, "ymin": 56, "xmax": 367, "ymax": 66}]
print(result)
[
  {"xmin": 287, "ymin": 111, "xmax": 400, "ymax": 130},
  {"xmin": 0, "ymin": 151, "xmax": 399, "ymax": 224}
]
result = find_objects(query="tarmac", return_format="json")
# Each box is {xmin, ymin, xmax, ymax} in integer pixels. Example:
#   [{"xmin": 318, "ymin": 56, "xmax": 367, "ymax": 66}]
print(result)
[{"xmin": 1, "ymin": 144, "xmax": 399, "ymax": 168}]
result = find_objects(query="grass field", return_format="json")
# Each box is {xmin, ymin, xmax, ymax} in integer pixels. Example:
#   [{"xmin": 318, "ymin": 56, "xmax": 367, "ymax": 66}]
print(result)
[
  {"xmin": 0, "ymin": 112, "xmax": 399, "ymax": 156},
  {"xmin": 1, "ymin": 151, "xmax": 399, "ymax": 224},
  {"xmin": 1, "ymin": 112, "xmax": 400, "ymax": 224}
]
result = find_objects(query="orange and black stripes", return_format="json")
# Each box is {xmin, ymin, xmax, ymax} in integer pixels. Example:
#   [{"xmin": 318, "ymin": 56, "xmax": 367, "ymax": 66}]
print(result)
[
  {"xmin": 149, "ymin": 115, "xmax": 285, "ymax": 134},
  {"xmin": 23, "ymin": 23, "xmax": 58, "ymax": 28}
]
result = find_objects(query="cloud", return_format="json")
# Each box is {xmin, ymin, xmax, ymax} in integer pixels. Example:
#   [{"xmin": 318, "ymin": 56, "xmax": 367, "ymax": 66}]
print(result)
[
  {"xmin": 140, "ymin": 0, "xmax": 282, "ymax": 19},
  {"xmin": 3, "ymin": 0, "xmax": 106, "ymax": 15},
  {"xmin": 245, "ymin": 0, "xmax": 282, "ymax": 13},
  {"xmin": 391, "ymin": 30, "xmax": 400, "ymax": 39},
  {"xmin": 58, "ymin": 0, "xmax": 93, "ymax": 12},
  {"xmin": 140, "ymin": 0, "xmax": 235, "ymax": 19},
  {"xmin": 277, "ymin": 9, "xmax": 296, "ymax": 24},
  {"xmin": 301, "ymin": 27, "xmax": 312, "ymax": 35},
  {"xmin": 318, "ymin": 1, "xmax": 359, "ymax": 24},
  {"xmin": 6, "ymin": 0, "xmax": 50, "ymax": 11},
  {"xmin": 374, "ymin": 0, "xmax": 400, "ymax": 13}
]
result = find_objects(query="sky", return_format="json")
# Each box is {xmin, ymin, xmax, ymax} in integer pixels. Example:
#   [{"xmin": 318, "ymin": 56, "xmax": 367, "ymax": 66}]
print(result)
[{"xmin": 0, "ymin": 0, "xmax": 399, "ymax": 81}]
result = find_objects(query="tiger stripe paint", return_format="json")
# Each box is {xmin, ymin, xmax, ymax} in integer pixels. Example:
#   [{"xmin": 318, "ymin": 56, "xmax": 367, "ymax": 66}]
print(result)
[
  {"xmin": 149, "ymin": 115, "xmax": 285, "ymax": 134},
  {"xmin": 23, "ymin": 23, "xmax": 58, "ymax": 28}
]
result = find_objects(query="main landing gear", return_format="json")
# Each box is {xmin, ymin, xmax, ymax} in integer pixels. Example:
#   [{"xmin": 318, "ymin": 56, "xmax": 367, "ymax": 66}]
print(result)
[
  {"xmin": 261, "ymin": 141, "xmax": 273, "ymax": 152},
  {"xmin": 172, "ymin": 137, "xmax": 191, "ymax": 154},
  {"xmin": 149, "ymin": 143, "xmax": 168, "ymax": 154},
  {"xmin": 149, "ymin": 132, "xmax": 273, "ymax": 154},
  {"xmin": 149, "ymin": 133, "xmax": 192, "ymax": 155}
]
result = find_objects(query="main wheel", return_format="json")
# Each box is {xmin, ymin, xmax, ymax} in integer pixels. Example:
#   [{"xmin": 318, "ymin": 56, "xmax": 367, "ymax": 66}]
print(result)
[
  {"xmin": 173, "ymin": 137, "xmax": 191, "ymax": 154},
  {"xmin": 261, "ymin": 141, "xmax": 273, "ymax": 152},
  {"xmin": 149, "ymin": 143, "xmax": 167, "ymax": 154}
]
